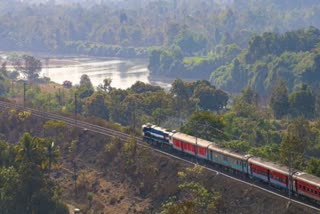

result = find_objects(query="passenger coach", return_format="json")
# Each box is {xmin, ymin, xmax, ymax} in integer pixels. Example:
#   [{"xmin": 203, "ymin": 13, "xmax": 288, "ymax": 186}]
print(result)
[
  {"xmin": 248, "ymin": 157, "xmax": 289, "ymax": 189},
  {"xmin": 171, "ymin": 132, "xmax": 209, "ymax": 159},
  {"xmin": 141, "ymin": 123, "xmax": 320, "ymax": 204},
  {"xmin": 294, "ymin": 172, "xmax": 320, "ymax": 201}
]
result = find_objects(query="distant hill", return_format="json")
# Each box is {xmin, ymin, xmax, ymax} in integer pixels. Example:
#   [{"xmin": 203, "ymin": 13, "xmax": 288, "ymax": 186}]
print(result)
[{"xmin": 210, "ymin": 27, "xmax": 320, "ymax": 96}]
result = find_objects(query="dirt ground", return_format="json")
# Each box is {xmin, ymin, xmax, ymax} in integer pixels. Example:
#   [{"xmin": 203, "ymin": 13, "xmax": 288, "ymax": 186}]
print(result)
[
  {"xmin": 2, "ymin": 106, "xmax": 318, "ymax": 214},
  {"xmin": 55, "ymin": 141, "xmax": 319, "ymax": 214}
]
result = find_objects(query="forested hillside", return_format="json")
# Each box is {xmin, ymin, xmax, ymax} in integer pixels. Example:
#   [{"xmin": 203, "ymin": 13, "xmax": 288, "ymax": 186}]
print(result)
[
  {"xmin": 211, "ymin": 27, "xmax": 320, "ymax": 95},
  {"xmin": 1, "ymin": 0, "xmax": 320, "ymax": 55}
]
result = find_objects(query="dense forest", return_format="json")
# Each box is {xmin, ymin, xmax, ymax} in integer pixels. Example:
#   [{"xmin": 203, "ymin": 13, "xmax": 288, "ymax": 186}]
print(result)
[
  {"xmin": 210, "ymin": 27, "xmax": 320, "ymax": 95},
  {"xmin": 2, "ymin": 0, "xmax": 320, "ymax": 88},
  {"xmin": 0, "ymin": 0, "xmax": 320, "ymax": 54}
]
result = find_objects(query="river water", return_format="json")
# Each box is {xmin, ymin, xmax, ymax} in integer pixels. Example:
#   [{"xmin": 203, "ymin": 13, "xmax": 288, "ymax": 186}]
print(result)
[{"xmin": 41, "ymin": 57, "xmax": 172, "ymax": 90}]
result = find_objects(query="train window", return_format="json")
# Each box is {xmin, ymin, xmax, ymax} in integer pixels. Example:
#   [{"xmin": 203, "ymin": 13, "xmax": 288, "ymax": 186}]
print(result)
[
  {"xmin": 223, "ymin": 156, "xmax": 228, "ymax": 161},
  {"xmin": 303, "ymin": 186, "xmax": 306, "ymax": 190},
  {"xmin": 307, "ymin": 188, "xmax": 310, "ymax": 192},
  {"xmin": 315, "ymin": 191, "xmax": 318, "ymax": 195},
  {"xmin": 299, "ymin": 185, "xmax": 302, "ymax": 189},
  {"xmin": 311, "ymin": 189, "xmax": 314, "ymax": 193}
]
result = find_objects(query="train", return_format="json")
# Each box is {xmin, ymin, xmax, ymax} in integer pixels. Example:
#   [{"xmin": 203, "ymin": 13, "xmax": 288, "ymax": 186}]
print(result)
[{"xmin": 142, "ymin": 123, "xmax": 320, "ymax": 203}]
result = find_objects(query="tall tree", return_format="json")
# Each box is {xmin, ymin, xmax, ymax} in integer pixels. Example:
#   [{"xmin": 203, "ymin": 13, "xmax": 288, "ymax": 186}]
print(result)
[
  {"xmin": 181, "ymin": 111, "xmax": 226, "ymax": 141},
  {"xmin": 98, "ymin": 78, "xmax": 112, "ymax": 93},
  {"xmin": 270, "ymin": 80, "xmax": 289, "ymax": 119},
  {"xmin": 85, "ymin": 93, "xmax": 109, "ymax": 120},
  {"xmin": 192, "ymin": 83, "xmax": 228, "ymax": 111},
  {"xmin": 14, "ymin": 55, "xmax": 42, "ymax": 82},
  {"xmin": 0, "ymin": 167, "xmax": 21, "ymax": 214},
  {"xmin": 78, "ymin": 74, "xmax": 94, "ymax": 99},
  {"xmin": 289, "ymin": 84, "xmax": 315, "ymax": 118},
  {"xmin": 238, "ymin": 86, "xmax": 259, "ymax": 106},
  {"xmin": 280, "ymin": 118, "xmax": 311, "ymax": 169}
]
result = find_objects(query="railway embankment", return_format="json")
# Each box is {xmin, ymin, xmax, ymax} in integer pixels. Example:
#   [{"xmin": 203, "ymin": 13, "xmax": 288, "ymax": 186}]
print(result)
[{"xmin": 0, "ymin": 106, "xmax": 318, "ymax": 213}]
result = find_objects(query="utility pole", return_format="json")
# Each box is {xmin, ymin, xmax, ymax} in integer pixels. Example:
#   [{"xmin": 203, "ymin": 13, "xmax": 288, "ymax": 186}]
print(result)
[
  {"xmin": 58, "ymin": 88, "xmax": 61, "ymax": 105},
  {"xmin": 45, "ymin": 57, "xmax": 49, "ymax": 83},
  {"xmin": 23, "ymin": 82, "xmax": 26, "ymax": 107},
  {"xmin": 11, "ymin": 80, "xmax": 14, "ymax": 94},
  {"xmin": 43, "ymin": 104, "xmax": 46, "ymax": 137},
  {"xmin": 132, "ymin": 101, "xmax": 136, "ymax": 132},
  {"xmin": 74, "ymin": 92, "xmax": 78, "ymax": 124},
  {"xmin": 72, "ymin": 160, "xmax": 78, "ymax": 197},
  {"xmin": 48, "ymin": 94, "xmax": 51, "ymax": 112},
  {"xmin": 288, "ymin": 151, "xmax": 293, "ymax": 200},
  {"xmin": 195, "ymin": 136, "xmax": 198, "ymax": 163}
]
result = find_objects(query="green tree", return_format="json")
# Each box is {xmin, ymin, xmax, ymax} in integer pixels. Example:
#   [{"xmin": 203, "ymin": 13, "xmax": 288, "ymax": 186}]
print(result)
[
  {"xmin": 174, "ymin": 30, "xmax": 207, "ymax": 55},
  {"xmin": 270, "ymin": 80, "xmax": 289, "ymax": 119},
  {"xmin": 121, "ymin": 135, "xmax": 137, "ymax": 169},
  {"xmin": 0, "ymin": 62, "xmax": 8, "ymax": 77},
  {"xmin": 0, "ymin": 167, "xmax": 21, "ymax": 214},
  {"xmin": 85, "ymin": 93, "xmax": 109, "ymax": 120},
  {"xmin": 15, "ymin": 133, "xmax": 44, "ymax": 165},
  {"xmin": 130, "ymin": 81, "xmax": 162, "ymax": 94},
  {"xmin": 192, "ymin": 83, "xmax": 228, "ymax": 111},
  {"xmin": 14, "ymin": 55, "xmax": 42, "ymax": 82},
  {"xmin": 13, "ymin": 133, "xmax": 68, "ymax": 214},
  {"xmin": 306, "ymin": 158, "xmax": 320, "ymax": 177},
  {"xmin": 152, "ymin": 108, "xmax": 171, "ymax": 126},
  {"xmin": 170, "ymin": 79, "xmax": 193, "ymax": 115},
  {"xmin": 181, "ymin": 111, "xmax": 226, "ymax": 141},
  {"xmin": 78, "ymin": 74, "xmax": 94, "ymax": 99},
  {"xmin": 161, "ymin": 166, "xmax": 220, "ymax": 214},
  {"xmin": 289, "ymin": 84, "xmax": 315, "ymax": 118},
  {"xmin": 238, "ymin": 86, "xmax": 259, "ymax": 106},
  {"xmin": 0, "ymin": 141, "xmax": 15, "ymax": 167},
  {"xmin": 98, "ymin": 78, "xmax": 112, "ymax": 93},
  {"xmin": 41, "ymin": 140, "xmax": 60, "ymax": 176},
  {"xmin": 148, "ymin": 49, "xmax": 162, "ymax": 73},
  {"xmin": 280, "ymin": 118, "xmax": 311, "ymax": 169}
]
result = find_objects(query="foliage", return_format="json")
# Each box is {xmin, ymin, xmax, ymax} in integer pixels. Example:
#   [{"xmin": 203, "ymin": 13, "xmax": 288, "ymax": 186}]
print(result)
[
  {"xmin": 121, "ymin": 135, "xmax": 137, "ymax": 169},
  {"xmin": 211, "ymin": 27, "xmax": 320, "ymax": 98},
  {"xmin": 78, "ymin": 74, "xmax": 94, "ymax": 99},
  {"xmin": 191, "ymin": 82, "xmax": 228, "ymax": 111},
  {"xmin": 270, "ymin": 80, "xmax": 289, "ymax": 119},
  {"xmin": 248, "ymin": 144, "xmax": 280, "ymax": 162},
  {"xmin": 85, "ymin": 93, "xmax": 109, "ymax": 120},
  {"xmin": 181, "ymin": 111, "xmax": 225, "ymax": 142},
  {"xmin": 97, "ymin": 78, "xmax": 112, "ymax": 93},
  {"xmin": 289, "ymin": 84, "xmax": 315, "ymax": 118},
  {"xmin": 237, "ymin": 86, "xmax": 259, "ymax": 106},
  {"xmin": 221, "ymin": 140, "xmax": 251, "ymax": 153},
  {"xmin": 0, "ymin": 133, "xmax": 68, "ymax": 213},
  {"xmin": 13, "ymin": 55, "xmax": 42, "ymax": 82},
  {"xmin": 130, "ymin": 81, "xmax": 162, "ymax": 94},
  {"xmin": 306, "ymin": 158, "xmax": 320, "ymax": 177},
  {"xmin": 161, "ymin": 166, "xmax": 220, "ymax": 214},
  {"xmin": 170, "ymin": 80, "xmax": 229, "ymax": 116},
  {"xmin": 280, "ymin": 118, "xmax": 311, "ymax": 169}
]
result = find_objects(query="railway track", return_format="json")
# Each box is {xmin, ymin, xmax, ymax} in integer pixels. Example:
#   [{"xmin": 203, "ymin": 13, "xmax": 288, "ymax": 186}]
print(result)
[{"xmin": 1, "ymin": 100, "xmax": 320, "ymax": 212}]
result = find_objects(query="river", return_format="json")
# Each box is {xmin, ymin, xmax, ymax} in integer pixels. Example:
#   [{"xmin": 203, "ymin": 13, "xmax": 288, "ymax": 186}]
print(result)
[{"xmin": 42, "ymin": 57, "xmax": 172, "ymax": 90}]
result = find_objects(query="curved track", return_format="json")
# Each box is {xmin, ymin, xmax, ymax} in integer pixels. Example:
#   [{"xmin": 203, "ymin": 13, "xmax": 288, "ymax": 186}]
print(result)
[{"xmin": 0, "ymin": 100, "xmax": 319, "ymax": 212}]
